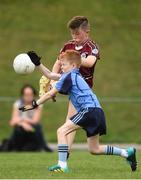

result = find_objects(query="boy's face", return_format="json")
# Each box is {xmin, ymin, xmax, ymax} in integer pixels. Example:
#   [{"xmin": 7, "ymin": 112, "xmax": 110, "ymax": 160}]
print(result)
[
  {"xmin": 61, "ymin": 59, "xmax": 76, "ymax": 73},
  {"xmin": 70, "ymin": 27, "xmax": 88, "ymax": 45}
]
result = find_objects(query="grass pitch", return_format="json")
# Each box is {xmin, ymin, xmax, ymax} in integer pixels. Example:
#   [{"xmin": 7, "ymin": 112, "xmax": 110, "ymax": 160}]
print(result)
[{"xmin": 0, "ymin": 151, "xmax": 140, "ymax": 179}]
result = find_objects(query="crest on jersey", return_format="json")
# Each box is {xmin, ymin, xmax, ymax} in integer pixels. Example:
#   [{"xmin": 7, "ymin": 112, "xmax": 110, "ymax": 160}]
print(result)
[
  {"xmin": 81, "ymin": 52, "xmax": 87, "ymax": 58},
  {"xmin": 77, "ymin": 96, "xmax": 85, "ymax": 103},
  {"xmin": 92, "ymin": 48, "xmax": 99, "ymax": 55}
]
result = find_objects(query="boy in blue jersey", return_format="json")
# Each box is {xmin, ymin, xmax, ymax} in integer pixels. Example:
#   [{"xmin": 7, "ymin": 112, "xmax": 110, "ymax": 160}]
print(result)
[{"xmin": 19, "ymin": 50, "xmax": 137, "ymax": 173}]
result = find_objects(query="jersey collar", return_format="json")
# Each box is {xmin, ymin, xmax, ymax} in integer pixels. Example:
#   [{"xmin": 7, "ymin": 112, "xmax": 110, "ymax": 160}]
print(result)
[
  {"xmin": 71, "ymin": 68, "xmax": 79, "ymax": 73},
  {"xmin": 74, "ymin": 38, "xmax": 90, "ymax": 50}
]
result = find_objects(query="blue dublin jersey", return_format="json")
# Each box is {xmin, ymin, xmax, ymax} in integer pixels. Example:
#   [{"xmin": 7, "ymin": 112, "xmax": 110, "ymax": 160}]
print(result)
[{"xmin": 55, "ymin": 69, "xmax": 101, "ymax": 112}]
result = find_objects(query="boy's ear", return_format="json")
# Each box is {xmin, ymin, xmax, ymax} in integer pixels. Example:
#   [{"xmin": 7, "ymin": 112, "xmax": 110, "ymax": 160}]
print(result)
[
  {"xmin": 81, "ymin": 25, "xmax": 90, "ymax": 33},
  {"xmin": 86, "ymin": 28, "xmax": 90, "ymax": 33},
  {"xmin": 72, "ymin": 63, "xmax": 77, "ymax": 67}
]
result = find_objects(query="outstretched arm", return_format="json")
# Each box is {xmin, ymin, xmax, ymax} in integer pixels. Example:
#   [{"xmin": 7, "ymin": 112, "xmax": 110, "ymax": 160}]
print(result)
[
  {"xmin": 38, "ymin": 64, "xmax": 61, "ymax": 81},
  {"xmin": 19, "ymin": 87, "xmax": 58, "ymax": 112},
  {"xmin": 37, "ymin": 87, "xmax": 58, "ymax": 105},
  {"xmin": 27, "ymin": 51, "xmax": 61, "ymax": 81}
]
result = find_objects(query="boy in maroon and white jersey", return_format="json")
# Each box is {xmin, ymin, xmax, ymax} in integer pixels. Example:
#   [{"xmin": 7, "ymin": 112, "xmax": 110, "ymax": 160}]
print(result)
[
  {"xmin": 51, "ymin": 16, "xmax": 100, "ymax": 155},
  {"xmin": 54, "ymin": 16, "xmax": 100, "ymax": 88}
]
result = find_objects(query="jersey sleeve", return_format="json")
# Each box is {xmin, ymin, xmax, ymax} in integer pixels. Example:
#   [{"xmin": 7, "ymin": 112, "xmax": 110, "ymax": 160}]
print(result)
[
  {"xmin": 55, "ymin": 73, "xmax": 72, "ymax": 95},
  {"xmin": 91, "ymin": 43, "xmax": 100, "ymax": 60}
]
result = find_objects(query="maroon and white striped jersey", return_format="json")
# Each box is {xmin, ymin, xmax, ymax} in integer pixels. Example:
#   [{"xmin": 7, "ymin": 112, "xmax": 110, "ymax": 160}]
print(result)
[{"xmin": 59, "ymin": 39, "xmax": 100, "ymax": 88}]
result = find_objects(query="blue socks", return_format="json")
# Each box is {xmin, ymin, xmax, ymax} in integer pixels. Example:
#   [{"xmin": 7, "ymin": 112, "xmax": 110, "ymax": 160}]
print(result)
[{"xmin": 58, "ymin": 144, "xmax": 68, "ymax": 168}]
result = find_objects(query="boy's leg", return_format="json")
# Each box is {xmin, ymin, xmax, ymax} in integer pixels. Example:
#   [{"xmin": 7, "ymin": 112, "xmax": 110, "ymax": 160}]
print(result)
[
  {"xmin": 66, "ymin": 101, "xmax": 77, "ymax": 152},
  {"xmin": 57, "ymin": 119, "xmax": 80, "ymax": 144},
  {"xmin": 87, "ymin": 134, "xmax": 128, "ymax": 156},
  {"xmin": 48, "ymin": 120, "xmax": 80, "ymax": 172},
  {"xmin": 87, "ymin": 134, "xmax": 137, "ymax": 171}
]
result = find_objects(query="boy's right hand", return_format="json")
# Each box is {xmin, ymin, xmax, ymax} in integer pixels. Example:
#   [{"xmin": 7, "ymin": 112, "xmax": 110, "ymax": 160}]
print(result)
[
  {"xmin": 27, "ymin": 51, "xmax": 41, "ymax": 66},
  {"xmin": 19, "ymin": 100, "xmax": 38, "ymax": 112}
]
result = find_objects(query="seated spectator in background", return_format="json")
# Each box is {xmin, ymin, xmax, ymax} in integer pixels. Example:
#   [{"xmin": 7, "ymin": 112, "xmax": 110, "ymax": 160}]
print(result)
[{"xmin": 0, "ymin": 84, "xmax": 53, "ymax": 152}]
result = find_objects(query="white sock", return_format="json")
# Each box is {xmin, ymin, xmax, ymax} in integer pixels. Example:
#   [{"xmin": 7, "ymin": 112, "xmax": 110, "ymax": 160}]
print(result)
[
  {"xmin": 58, "ymin": 161, "xmax": 67, "ymax": 168},
  {"xmin": 121, "ymin": 149, "xmax": 128, "ymax": 158}
]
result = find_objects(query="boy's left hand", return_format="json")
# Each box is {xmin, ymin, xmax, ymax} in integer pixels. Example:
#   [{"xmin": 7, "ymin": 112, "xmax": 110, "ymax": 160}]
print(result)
[{"xmin": 19, "ymin": 100, "xmax": 38, "ymax": 112}]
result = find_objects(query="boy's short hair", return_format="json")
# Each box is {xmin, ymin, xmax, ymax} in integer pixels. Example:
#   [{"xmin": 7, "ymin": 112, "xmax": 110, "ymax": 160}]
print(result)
[
  {"xmin": 67, "ymin": 16, "xmax": 90, "ymax": 31},
  {"xmin": 60, "ymin": 50, "xmax": 81, "ymax": 68}
]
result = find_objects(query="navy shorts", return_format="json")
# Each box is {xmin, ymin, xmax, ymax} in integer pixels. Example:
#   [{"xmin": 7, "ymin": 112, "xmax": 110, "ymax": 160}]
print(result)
[{"xmin": 70, "ymin": 107, "xmax": 107, "ymax": 137}]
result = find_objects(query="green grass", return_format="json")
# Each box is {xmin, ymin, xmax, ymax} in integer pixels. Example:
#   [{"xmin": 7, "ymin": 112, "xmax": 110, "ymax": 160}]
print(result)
[
  {"xmin": 0, "ymin": 151, "xmax": 140, "ymax": 179},
  {"xmin": 0, "ymin": 0, "xmax": 141, "ymax": 142}
]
